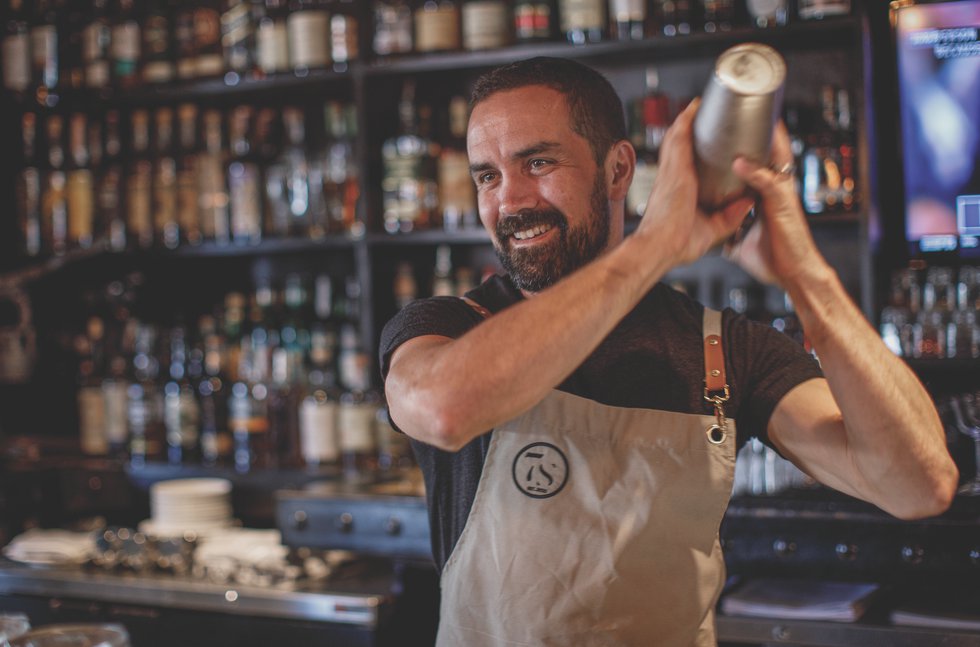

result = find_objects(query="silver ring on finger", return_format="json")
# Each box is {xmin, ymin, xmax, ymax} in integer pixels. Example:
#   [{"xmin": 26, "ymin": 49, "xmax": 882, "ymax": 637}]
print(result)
[{"xmin": 769, "ymin": 162, "xmax": 796, "ymax": 179}]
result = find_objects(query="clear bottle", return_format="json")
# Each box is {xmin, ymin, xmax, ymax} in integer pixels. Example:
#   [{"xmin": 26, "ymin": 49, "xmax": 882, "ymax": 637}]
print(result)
[
  {"xmin": 330, "ymin": 0, "xmax": 359, "ymax": 71},
  {"xmin": 382, "ymin": 80, "xmax": 439, "ymax": 233},
  {"xmin": 559, "ymin": 0, "xmax": 606, "ymax": 44},
  {"xmin": 81, "ymin": 0, "xmax": 112, "ymax": 89},
  {"xmin": 164, "ymin": 325, "xmax": 202, "ymax": 465},
  {"xmin": 174, "ymin": 2, "xmax": 197, "ymax": 79},
  {"xmin": 111, "ymin": 0, "xmax": 142, "ymax": 88},
  {"xmin": 320, "ymin": 101, "xmax": 359, "ymax": 236},
  {"xmin": 299, "ymin": 322, "xmax": 340, "ymax": 469},
  {"xmin": 2, "ymin": 0, "xmax": 31, "ymax": 93},
  {"xmin": 414, "ymin": 0, "xmax": 461, "ymax": 53},
  {"xmin": 437, "ymin": 96, "xmax": 477, "ymax": 231},
  {"xmin": 373, "ymin": 0, "xmax": 414, "ymax": 57},
  {"xmin": 142, "ymin": 0, "xmax": 176, "ymax": 84},
  {"xmin": 29, "ymin": 0, "xmax": 59, "ymax": 90},
  {"xmin": 66, "ymin": 113, "xmax": 96, "ymax": 251},
  {"xmin": 154, "ymin": 108, "xmax": 180, "ymax": 249},
  {"xmin": 199, "ymin": 109, "xmax": 232, "ymax": 244},
  {"xmin": 462, "ymin": 0, "xmax": 511, "ymax": 51},
  {"xmin": 338, "ymin": 326, "xmax": 379, "ymax": 483},
  {"xmin": 256, "ymin": 0, "xmax": 290, "ymax": 75},
  {"xmin": 78, "ymin": 316, "xmax": 109, "ymax": 455},
  {"xmin": 228, "ymin": 105, "xmax": 264, "ymax": 245},
  {"xmin": 280, "ymin": 107, "xmax": 313, "ymax": 236},
  {"xmin": 16, "ymin": 112, "xmax": 42, "ymax": 257},
  {"xmin": 126, "ymin": 109, "xmax": 154, "ymax": 249},
  {"xmin": 287, "ymin": 0, "xmax": 332, "ymax": 73},
  {"xmin": 127, "ymin": 322, "xmax": 165, "ymax": 467}
]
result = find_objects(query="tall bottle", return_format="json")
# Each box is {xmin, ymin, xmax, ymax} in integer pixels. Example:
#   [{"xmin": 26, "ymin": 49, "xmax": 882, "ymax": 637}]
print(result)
[
  {"xmin": 196, "ymin": 1, "xmax": 226, "ymax": 78},
  {"xmin": 299, "ymin": 321, "xmax": 340, "ymax": 469},
  {"xmin": 330, "ymin": 0, "xmax": 359, "ymax": 71},
  {"xmin": 164, "ymin": 325, "xmax": 201, "ymax": 465},
  {"xmin": 2, "ymin": 0, "xmax": 31, "ymax": 93},
  {"xmin": 229, "ymin": 301, "xmax": 272, "ymax": 473},
  {"xmin": 320, "ymin": 101, "xmax": 359, "ymax": 236},
  {"xmin": 198, "ymin": 314, "xmax": 232, "ymax": 466},
  {"xmin": 199, "ymin": 109, "xmax": 231, "ymax": 244},
  {"xmin": 559, "ymin": 0, "xmax": 606, "ymax": 44},
  {"xmin": 222, "ymin": 0, "xmax": 259, "ymax": 81},
  {"xmin": 414, "ymin": 0, "xmax": 462, "ymax": 53},
  {"xmin": 127, "ymin": 322, "xmax": 165, "ymax": 467},
  {"xmin": 256, "ymin": 0, "xmax": 290, "ymax": 75},
  {"xmin": 153, "ymin": 108, "xmax": 180, "ymax": 249},
  {"xmin": 461, "ymin": 0, "xmax": 511, "ymax": 51},
  {"xmin": 142, "ymin": 0, "xmax": 176, "ymax": 84},
  {"xmin": 111, "ymin": 0, "xmax": 142, "ymax": 88},
  {"xmin": 30, "ymin": 0, "xmax": 59, "ymax": 90},
  {"xmin": 438, "ymin": 96, "xmax": 477, "ymax": 231},
  {"xmin": 337, "ymin": 325, "xmax": 379, "ymax": 483},
  {"xmin": 227, "ymin": 105, "xmax": 264, "ymax": 245},
  {"xmin": 16, "ymin": 112, "xmax": 42, "ymax": 257},
  {"xmin": 66, "ymin": 113, "xmax": 96, "ymax": 251},
  {"xmin": 41, "ymin": 115, "xmax": 68, "ymax": 256},
  {"xmin": 99, "ymin": 110, "xmax": 127, "ymax": 251},
  {"xmin": 78, "ymin": 316, "xmax": 108, "ymax": 455},
  {"xmin": 373, "ymin": 0, "xmax": 414, "ymax": 57},
  {"xmin": 609, "ymin": 0, "xmax": 645, "ymax": 40},
  {"xmin": 176, "ymin": 103, "xmax": 203, "ymax": 246},
  {"xmin": 382, "ymin": 80, "xmax": 439, "ymax": 233},
  {"xmin": 126, "ymin": 109, "xmax": 154, "ymax": 248},
  {"xmin": 279, "ymin": 107, "xmax": 313, "ymax": 236},
  {"xmin": 287, "ymin": 0, "xmax": 332, "ymax": 73},
  {"xmin": 627, "ymin": 67, "xmax": 669, "ymax": 219},
  {"xmin": 82, "ymin": 0, "xmax": 112, "ymax": 89},
  {"xmin": 653, "ymin": 0, "xmax": 692, "ymax": 36}
]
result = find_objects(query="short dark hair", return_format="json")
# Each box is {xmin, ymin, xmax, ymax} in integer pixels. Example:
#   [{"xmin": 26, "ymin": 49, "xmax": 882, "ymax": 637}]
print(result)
[{"xmin": 470, "ymin": 57, "xmax": 627, "ymax": 166}]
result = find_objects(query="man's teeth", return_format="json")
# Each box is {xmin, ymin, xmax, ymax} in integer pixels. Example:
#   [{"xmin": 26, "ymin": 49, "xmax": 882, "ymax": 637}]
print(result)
[{"xmin": 512, "ymin": 224, "xmax": 553, "ymax": 240}]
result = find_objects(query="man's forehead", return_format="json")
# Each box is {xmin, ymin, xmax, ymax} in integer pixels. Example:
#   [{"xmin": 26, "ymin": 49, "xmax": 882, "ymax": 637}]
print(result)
[{"xmin": 467, "ymin": 86, "xmax": 577, "ymax": 151}]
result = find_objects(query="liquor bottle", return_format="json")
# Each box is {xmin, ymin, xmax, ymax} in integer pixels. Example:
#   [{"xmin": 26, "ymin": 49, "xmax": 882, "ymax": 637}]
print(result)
[
  {"xmin": 382, "ymin": 80, "xmax": 439, "ymax": 233},
  {"xmin": 127, "ymin": 110, "xmax": 154, "ymax": 248},
  {"xmin": 558, "ymin": 0, "xmax": 606, "ymax": 44},
  {"xmin": 746, "ymin": 0, "xmax": 788, "ymax": 28},
  {"xmin": 299, "ymin": 321, "xmax": 340, "ymax": 469},
  {"xmin": 462, "ymin": 0, "xmax": 511, "ymax": 51},
  {"xmin": 142, "ymin": 0, "xmax": 176, "ymax": 84},
  {"xmin": 337, "ymin": 325, "xmax": 379, "ymax": 483},
  {"xmin": 41, "ymin": 115, "xmax": 68, "ymax": 256},
  {"xmin": 164, "ymin": 325, "xmax": 201, "ymax": 464},
  {"xmin": 222, "ymin": 0, "xmax": 258, "ymax": 82},
  {"xmin": 228, "ymin": 105, "xmax": 263, "ymax": 245},
  {"xmin": 627, "ymin": 68, "xmax": 669, "ymax": 219},
  {"xmin": 513, "ymin": 0, "xmax": 556, "ymax": 42},
  {"xmin": 287, "ymin": 0, "xmax": 332, "ymax": 73},
  {"xmin": 414, "ymin": 0, "xmax": 461, "ymax": 53},
  {"xmin": 174, "ymin": 3, "xmax": 196, "ymax": 79},
  {"xmin": 16, "ymin": 113, "xmax": 42, "ymax": 256},
  {"xmin": 199, "ymin": 109, "xmax": 232, "ymax": 244},
  {"xmin": 256, "ymin": 0, "xmax": 290, "ymax": 75},
  {"xmin": 375, "ymin": 404, "xmax": 413, "ymax": 472},
  {"xmin": 701, "ymin": 0, "xmax": 734, "ymax": 33},
  {"xmin": 229, "ymin": 300, "xmax": 272, "ymax": 472},
  {"xmin": 330, "ymin": 0, "xmax": 359, "ymax": 71},
  {"xmin": 82, "ymin": 0, "xmax": 112, "ymax": 89},
  {"xmin": 834, "ymin": 87, "xmax": 856, "ymax": 212},
  {"xmin": 111, "ymin": 0, "xmax": 141, "ymax": 88},
  {"xmin": 259, "ymin": 108, "xmax": 290, "ymax": 238},
  {"xmin": 152, "ymin": 108, "xmax": 180, "ymax": 249},
  {"xmin": 78, "ymin": 316, "xmax": 108, "ymax": 455},
  {"xmin": 29, "ymin": 0, "xmax": 59, "ymax": 90},
  {"xmin": 61, "ymin": 1, "xmax": 87, "ymax": 90},
  {"xmin": 437, "ymin": 96, "xmax": 477, "ymax": 231},
  {"xmin": 176, "ymin": 104, "xmax": 203, "ymax": 246},
  {"xmin": 2, "ymin": 0, "xmax": 31, "ymax": 93},
  {"xmin": 320, "ymin": 101, "xmax": 359, "ymax": 235},
  {"xmin": 99, "ymin": 110, "xmax": 127, "ymax": 251},
  {"xmin": 127, "ymin": 322, "xmax": 165, "ymax": 466},
  {"xmin": 66, "ymin": 113, "xmax": 96, "ymax": 250},
  {"xmin": 393, "ymin": 262, "xmax": 418, "ymax": 309},
  {"xmin": 373, "ymin": 0, "xmax": 414, "ymax": 57},
  {"xmin": 654, "ymin": 0, "xmax": 692, "ymax": 36},
  {"xmin": 278, "ymin": 107, "xmax": 313, "ymax": 236},
  {"xmin": 194, "ymin": 1, "xmax": 225, "ymax": 78},
  {"xmin": 609, "ymin": 0, "xmax": 645, "ymax": 40},
  {"xmin": 198, "ymin": 314, "xmax": 231, "ymax": 465},
  {"xmin": 432, "ymin": 245, "xmax": 455, "ymax": 297},
  {"xmin": 270, "ymin": 275, "xmax": 307, "ymax": 468}
]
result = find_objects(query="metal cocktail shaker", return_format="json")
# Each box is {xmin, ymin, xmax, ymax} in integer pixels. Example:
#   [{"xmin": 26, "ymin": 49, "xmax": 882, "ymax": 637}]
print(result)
[{"xmin": 694, "ymin": 43, "xmax": 786, "ymax": 209}]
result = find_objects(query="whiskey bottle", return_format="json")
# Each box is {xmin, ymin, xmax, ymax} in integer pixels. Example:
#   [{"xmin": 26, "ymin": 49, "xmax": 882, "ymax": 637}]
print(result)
[
  {"xmin": 337, "ymin": 326, "xmax": 379, "ymax": 483},
  {"xmin": 164, "ymin": 325, "xmax": 201, "ymax": 465},
  {"xmin": 2, "ymin": 0, "xmax": 31, "ymax": 93},
  {"xmin": 127, "ymin": 322, "xmax": 165, "ymax": 466},
  {"xmin": 153, "ymin": 108, "xmax": 180, "ymax": 249},
  {"xmin": 41, "ymin": 115, "xmax": 68, "ymax": 256},
  {"xmin": 29, "ymin": 0, "xmax": 59, "ymax": 90},
  {"xmin": 373, "ymin": 0, "xmax": 413, "ymax": 57},
  {"xmin": 142, "ymin": 0, "xmax": 176, "ymax": 84},
  {"xmin": 513, "ymin": 0, "xmax": 556, "ymax": 42},
  {"xmin": 222, "ymin": 0, "xmax": 259, "ymax": 82},
  {"xmin": 16, "ymin": 112, "xmax": 42, "ymax": 256},
  {"xmin": 437, "ymin": 95, "xmax": 477, "ymax": 231},
  {"xmin": 299, "ymin": 321, "xmax": 340, "ymax": 469},
  {"xmin": 559, "ymin": 0, "xmax": 606, "ymax": 44},
  {"xmin": 198, "ymin": 314, "xmax": 232, "ymax": 465},
  {"xmin": 199, "ymin": 109, "xmax": 231, "ymax": 244},
  {"xmin": 227, "ymin": 105, "xmax": 264, "ymax": 245},
  {"xmin": 609, "ymin": 0, "xmax": 645, "ymax": 40},
  {"xmin": 279, "ymin": 107, "xmax": 313, "ymax": 236},
  {"xmin": 176, "ymin": 103, "xmax": 203, "ymax": 246},
  {"xmin": 99, "ymin": 110, "xmax": 127, "ymax": 251},
  {"xmin": 414, "ymin": 0, "xmax": 461, "ymax": 53},
  {"xmin": 462, "ymin": 0, "xmax": 511, "ymax": 51},
  {"xmin": 194, "ymin": 1, "xmax": 225, "ymax": 78},
  {"xmin": 330, "ymin": 0, "xmax": 359, "ymax": 71},
  {"xmin": 382, "ymin": 80, "xmax": 439, "ymax": 233},
  {"xmin": 320, "ymin": 101, "xmax": 359, "ymax": 235},
  {"xmin": 82, "ymin": 0, "xmax": 112, "ymax": 88},
  {"xmin": 66, "ymin": 113, "xmax": 96, "ymax": 250},
  {"xmin": 256, "ymin": 0, "xmax": 290, "ymax": 75},
  {"xmin": 287, "ymin": 0, "xmax": 332, "ymax": 73},
  {"xmin": 78, "ymin": 316, "xmax": 108, "ymax": 455},
  {"xmin": 627, "ymin": 68, "xmax": 669, "ymax": 219},
  {"xmin": 127, "ymin": 110, "xmax": 154, "ymax": 248},
  {"xmin": 111, "ymin": 0, "xmax": 141, "ymax": 88}
]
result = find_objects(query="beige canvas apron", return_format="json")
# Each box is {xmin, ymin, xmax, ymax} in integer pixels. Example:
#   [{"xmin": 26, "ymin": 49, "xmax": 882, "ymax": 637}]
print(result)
[{"xmin": 436, "ymin": 308, "xmax": 736, "ymax": 647}]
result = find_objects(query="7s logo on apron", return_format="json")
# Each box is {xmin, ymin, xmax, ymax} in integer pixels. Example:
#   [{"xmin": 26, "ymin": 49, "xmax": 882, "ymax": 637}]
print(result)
[{"xmin": 512, "ymin": 442, "xmax": 569, "ymax": 498}]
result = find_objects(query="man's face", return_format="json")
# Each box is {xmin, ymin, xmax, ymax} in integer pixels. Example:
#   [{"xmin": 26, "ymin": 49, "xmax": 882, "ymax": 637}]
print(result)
[{"xmin": 467, "ymin": 86, "xmax": 611, "ymax": 293}]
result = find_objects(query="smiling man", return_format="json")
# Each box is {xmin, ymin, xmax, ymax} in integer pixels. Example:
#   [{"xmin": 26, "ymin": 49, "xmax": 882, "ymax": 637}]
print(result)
[{"xmin": 380, "ymin": 57, "xmax": 957, "ymax": 646}]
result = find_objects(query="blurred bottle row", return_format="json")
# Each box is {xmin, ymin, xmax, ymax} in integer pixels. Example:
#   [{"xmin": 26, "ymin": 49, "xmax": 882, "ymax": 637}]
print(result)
[
  {"xmin": 1, "ymin": 0, "xmax": 854, "ymax": 98},
  {"xmin": 625, "ymin": 73, "xmax": 858, "ymax": 220},
  {"xmin": 881, "ymin": 265, "xmax": 980, "ymax": 360},
  {"xmin": 14, "ymin": 100, "xmax": 361, "ymax": 258},
  {"xmin": 72, "ymin": 270, "xmax": 415, "ymax": 482}
]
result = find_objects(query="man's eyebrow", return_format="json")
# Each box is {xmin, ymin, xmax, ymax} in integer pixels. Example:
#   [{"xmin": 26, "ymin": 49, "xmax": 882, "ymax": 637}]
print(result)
[{"xmin": 469, "ymin": 141, "xmax": 563, "ymax": 175}]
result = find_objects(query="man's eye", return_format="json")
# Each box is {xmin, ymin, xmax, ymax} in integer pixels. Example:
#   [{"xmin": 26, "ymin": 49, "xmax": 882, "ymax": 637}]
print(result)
[
  {"xmin": 529, "ymin": 158, "xmax": 551, "ymax": 170},
  {"xmin": 478, "ymin": 172, "xmax": 496, "ymax": 184}
]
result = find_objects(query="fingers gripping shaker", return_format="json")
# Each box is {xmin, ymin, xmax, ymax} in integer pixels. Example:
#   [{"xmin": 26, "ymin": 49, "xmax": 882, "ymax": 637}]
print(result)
[{"xmin": 693, "ymin": 43, "xmax": 787, "ymax": 210}]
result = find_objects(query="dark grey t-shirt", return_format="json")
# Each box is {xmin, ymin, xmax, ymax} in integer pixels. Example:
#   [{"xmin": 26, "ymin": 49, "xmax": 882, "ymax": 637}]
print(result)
[{"xmin": 379, "ymin": 274, "xmax": 823, "ymax": 572}]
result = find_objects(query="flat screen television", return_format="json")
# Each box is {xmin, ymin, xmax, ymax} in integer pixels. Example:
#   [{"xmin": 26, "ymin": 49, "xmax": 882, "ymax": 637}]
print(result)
[{"xmin": 895, "ymin": 0, "xmax": 980, "ymax": 258}]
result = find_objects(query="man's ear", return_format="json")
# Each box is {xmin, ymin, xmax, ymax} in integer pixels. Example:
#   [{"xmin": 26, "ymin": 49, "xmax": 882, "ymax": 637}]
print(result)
[{"xmin": 606, "ymin": 140, "xmax": 636, "ymax": 201}]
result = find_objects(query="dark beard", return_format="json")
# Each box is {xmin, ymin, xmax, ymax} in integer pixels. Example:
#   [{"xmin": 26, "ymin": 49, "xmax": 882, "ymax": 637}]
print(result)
[{"xmin": 494, "ymin": 173, "xmax": 611, "ymax": 293}]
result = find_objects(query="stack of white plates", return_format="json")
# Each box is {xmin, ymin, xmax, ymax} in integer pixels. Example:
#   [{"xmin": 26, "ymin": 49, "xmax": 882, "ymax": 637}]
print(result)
[{"xmin": 139, "ymin": 478, "xmax": 234, "ymax": 538}]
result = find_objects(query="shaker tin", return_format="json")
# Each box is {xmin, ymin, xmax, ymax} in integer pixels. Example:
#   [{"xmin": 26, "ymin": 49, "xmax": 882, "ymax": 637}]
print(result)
[{"xmin": 693, "ymin": 43, "xmax": 786, "ymax": 209}]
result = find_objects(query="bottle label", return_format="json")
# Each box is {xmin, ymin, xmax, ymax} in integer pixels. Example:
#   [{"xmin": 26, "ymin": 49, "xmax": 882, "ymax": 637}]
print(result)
[
  {"xmin": 127, "ymin": 162, "xmax": 153, "ymax": 247},
  {"xmin": 198, "ymin": 155, "xmax": 230, "ymax": 243},
  {"xmin": 373, "ymin": 4, "xmax": 414, "ymax": 56},
  {"xmin": 559, "ymin": 0, "xmax": 606, "ymax": 31},
  {"xmin": 300, "ymin": 398, "xmax": 339, "ymax": 463},
  {"xmin": 610, "ymin": 0, "xmax": 646, "ymax": 20},
  {"xmin": 229, "ymin": 161, "xmax": 262, "ymax": 243},
  {"xmin": 287, "ymin": 11, "xmax": 331, "ymax": 69},
  {"xmin": 463, "ymin": 2, "xmax": 509, "ymax": 50},
  {"xmin": 79, "ymin": 386, "xmax": 108, "ymax": 455},
  {"xmin": 514, "ymin": 3, "xmax": 552, "ymax": 40},
  {"xmin": 331, "ymin": 14, "xmax": 359, "ymax": 63},
  {"xmin": 2, "ymin": 34, "xmax": 31, "ymax": 91},
  {"xmin": 111, "ymin": 22, "xmax": 140, "ymax": 75},
  {"xmin": 338, "ymin": 403, "xmax": 377, "ymax": 453},
  {"xmin": 103, "ymin": 380, "xmax": 129, "ymax": 446},
  {"xmin": 415, "ymin": 6, "xmax": 460, "ymax": 52},
  {"xmin": 257, "ymin": 20, "xmax": 289, "ymax": 73}
]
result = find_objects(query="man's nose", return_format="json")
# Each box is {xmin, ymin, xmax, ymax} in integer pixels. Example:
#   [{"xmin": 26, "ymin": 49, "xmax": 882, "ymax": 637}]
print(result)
[{"xmin": 498, "ymin": 172, "xmax": 538, "ymax": 217}]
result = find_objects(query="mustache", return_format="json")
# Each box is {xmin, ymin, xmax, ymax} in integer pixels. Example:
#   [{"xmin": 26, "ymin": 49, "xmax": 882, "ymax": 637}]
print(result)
[{"xmin": 495, "ymin": 209, "xmax": 567, "ymax": 239}]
